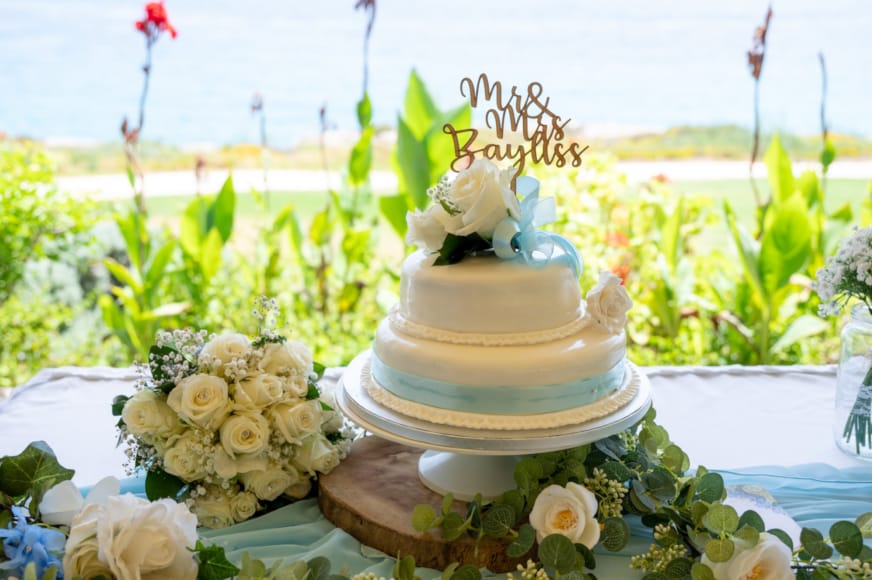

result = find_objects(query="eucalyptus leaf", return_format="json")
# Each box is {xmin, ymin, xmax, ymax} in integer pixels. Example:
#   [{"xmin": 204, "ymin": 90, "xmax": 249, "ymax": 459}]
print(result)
[
  {"xmin": 411, "ymin": 504, "xmax": 438, "ymax": 532},
  {"xmin": 733, "ymin": 525, "xmax": 760, "ymax": 549},
  {"xmin": 767, "ymin": 528, "xmax": 794, "ymax": 550},
  {"xmin": 694, "ymin": 473, "xmax": 725, "ymax": 503},
  {"xmin": 855, "ymin": 512, "xmax": 872, "ymax": 538},
  {"xmin": 441, "ymin": 511, "xmax": 468, "ymax": 541},
  {"xmin": 601, "ymin": 517, "xmax": 630, "ymax": 552},
  {"xmin": 664, "ymin": 558, "xmax": 693, "ymax": 578},
  {"xmin": 690, "ymin": 562, "xmax": 716, "ymax": 580},
  {"xmin": 702, "ymin": 504, "xmax": 739, "ymax": 534},
  {"xmin": 642, "ymin": 469, "xmax": 677, "ymax": 503},
  {"xmin": 799, "ymin": 527, "xmax": 833, "ymax": 560},
  {"xmin": 737, "ymin": 510, "xmax": 765, "ymax": 533},
  {"xmin": 829, "ymin": 520, "xmax": 864, "ymax": 558},
  {"xmin": 575, "ymin": 542, "xmax": 596, "ymax": 570},
  {"xmin": 703, "ymin": 538, "xmax": 735, "ymax": 563},
  {"xmin": 600, "ymin": 460, "xmax": 634, "ymax": 482}
]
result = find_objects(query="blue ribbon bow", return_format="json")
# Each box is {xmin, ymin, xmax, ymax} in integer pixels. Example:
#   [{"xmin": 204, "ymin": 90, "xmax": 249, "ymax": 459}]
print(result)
[{"xmin": 491, "ymin": 176, "xmax": 583, "ymax": 277}]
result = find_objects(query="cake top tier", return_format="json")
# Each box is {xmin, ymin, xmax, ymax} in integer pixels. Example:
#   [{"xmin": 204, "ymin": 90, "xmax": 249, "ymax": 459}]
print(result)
[{"xmin": 405, "ymin": 158, "xmax": 582, "ymax": 276}]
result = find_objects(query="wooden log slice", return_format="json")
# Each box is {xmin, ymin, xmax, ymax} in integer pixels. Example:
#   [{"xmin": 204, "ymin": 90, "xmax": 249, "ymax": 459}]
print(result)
[{"xmin": 318, "ymin": 436, "xmax": 531, "ymax": 572}]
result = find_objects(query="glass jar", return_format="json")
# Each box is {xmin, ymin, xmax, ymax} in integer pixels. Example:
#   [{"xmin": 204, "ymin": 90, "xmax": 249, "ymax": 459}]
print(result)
[{"xmin": 834, "ymin": 304, "xmax": 872, "ymax": 460}]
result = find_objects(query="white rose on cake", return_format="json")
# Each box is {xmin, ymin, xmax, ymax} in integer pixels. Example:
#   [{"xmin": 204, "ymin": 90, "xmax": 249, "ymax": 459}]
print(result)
[
  {"xmin": 63, "ymin": 494, "xmax": 198, "ymax": 580},
  {"xmin": 701, "ymin": 532, "xmax": 793, "ymax": 580},
  {"xmin": 586, "ymin": 270, "xmax": 633, "ymax": 334},
  {"xmin": 406, "ymin": 204, "xmax": 456, "ymax": 252},
  {"xmin": 445, "ymin": 158, "xmax": 521, "ymax": 239},
  {"xmin": 167, "ymin": 373, "xmax": 231, "ymax": 430},
  {"xmin": 529, "ymin": 482, "xmax": 601, "ymax": 548},
  {"xmin": 198, "ymin": 333, "xmax": 252, "ymax": 379}
]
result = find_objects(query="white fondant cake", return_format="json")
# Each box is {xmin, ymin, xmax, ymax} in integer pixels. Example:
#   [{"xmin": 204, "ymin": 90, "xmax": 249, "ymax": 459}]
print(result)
[{"xmin": 365, "ymin": 159, "xmax": 634, "ymax": 429}]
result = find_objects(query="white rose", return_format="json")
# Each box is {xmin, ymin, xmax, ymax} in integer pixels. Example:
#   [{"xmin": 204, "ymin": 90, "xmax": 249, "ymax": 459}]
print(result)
[
  {"xmin": 65, "ymin": 494, "xmax": 198, "ymax": 580},
  {"xmin": 229, "ymin": 491, "xmax": 260, "ymax": 523},
  {"xmin": 446, "ymin": 158, "xmax": 521, "ymax": 239},
  {"xmin": 233, "ymin": 374, "xmax": 284, "ymax": 409},
  {"xmin": 269, "ymin": 399, "xmax": 322, "ymax": 444},
  {"xmin": 406, "ymin": 204, "xmax": 452, "ymax": 251},
  {"xmin": 40, "ymin": 476, "xmax": 120, "ymax": 527},
  {"xmin": 212, "ymin": 447, "xmax": 268, "ymax": 480},
  {"xmin": 294, "ymin": 433, "xmax": 341, "ymax": 476},
  {"xmin": 121, "ymin": 389, "xmax": 183, "ymax": 438},
  {"xmin": 528, "ymin": 482, "xmax": 601, "ymax": 548},
  {"xmin": 163, "ymin": 431, "xmax": 209, "ymax": 482},
  {"xmin": 283, "ymin": 374, "xmax": 310, "ymax": 399},
  {"xmin": 219, "ymin": 412, "xmax": 271, "ymax": 458},
  {"xmin": 284, "ymin": 478, "xmax": 313, "ymax": 500},
  {"xmin": 701, "ymin": 532, "xmax": 793, "ymax": 580},
  {"xmin": 258, "ymin": 341, "xmax": 313, "ymax": 378},
  {"xmin": 198, "ymin": 333, "xmax": 252, "ymax": 378},
  {"xmin": 191, "ymin": 486, "xmax": 235, "ymax": 529},
  {"xmin": 167, "ymin": 373, "xmax": 231, "ymax": 429},
  {"xmin": 585, "ymin": 270, "xmax": 634, "ymax": 334},
  {"xmin": 240, "ymin": 467, "xmax": 293, "ymax": 502}
]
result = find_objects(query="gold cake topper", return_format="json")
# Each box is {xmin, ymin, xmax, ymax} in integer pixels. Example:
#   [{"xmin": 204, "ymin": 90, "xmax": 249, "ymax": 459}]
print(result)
[{"xmin": 443, "ymin": 74, "xmax": 588, "ymax": 179}]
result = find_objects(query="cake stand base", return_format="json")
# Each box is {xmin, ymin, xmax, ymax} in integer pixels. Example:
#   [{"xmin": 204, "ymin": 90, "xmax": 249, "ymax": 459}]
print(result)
[
  {"xmin": 318, "ymin": 436, "xmax": 531, "ymax": 572},
  {"xmin": 417, "ymin": 451, "xmax": 519, "ymax": 501}
]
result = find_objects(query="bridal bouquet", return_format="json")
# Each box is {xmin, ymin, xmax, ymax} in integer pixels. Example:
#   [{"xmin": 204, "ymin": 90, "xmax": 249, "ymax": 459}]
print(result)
[
  {"xmin": 813, "ymin": 226, "xmax": 872, "ymax": 453},
  {"xmin": 113, "ymin": 301, "xmax": 351, "ymax": 528}
]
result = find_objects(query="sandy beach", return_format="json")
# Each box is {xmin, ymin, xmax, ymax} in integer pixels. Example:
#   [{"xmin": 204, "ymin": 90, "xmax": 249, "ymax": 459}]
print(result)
[{"xmin": 55, "ymin": 159, "xmax": 872, "ymax": 200}]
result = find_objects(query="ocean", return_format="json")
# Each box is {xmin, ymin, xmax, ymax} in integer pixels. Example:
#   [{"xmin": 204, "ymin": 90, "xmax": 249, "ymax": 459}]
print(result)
[{"xmin": 1, "ymin": 0, "xmax": 870, "ymax": 148}]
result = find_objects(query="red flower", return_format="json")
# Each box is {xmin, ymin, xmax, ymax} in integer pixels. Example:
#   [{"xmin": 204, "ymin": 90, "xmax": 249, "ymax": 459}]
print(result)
[
  {"xmin": 611, "ymin": 263, "xmax": 631, "ymax": 285},
  {"xmin": 604, "ymin": 231, "xmax": 630, "ymax": 248},
  {"xmin": 135, "ymin": 1, "xmax": 177, "ymax": 39}
]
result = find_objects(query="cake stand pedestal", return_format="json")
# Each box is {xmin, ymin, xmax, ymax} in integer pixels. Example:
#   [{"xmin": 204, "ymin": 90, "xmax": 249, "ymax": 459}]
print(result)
[{"xmin": 334, "ymin": 350, "xmax": 652, "ymax": 501}]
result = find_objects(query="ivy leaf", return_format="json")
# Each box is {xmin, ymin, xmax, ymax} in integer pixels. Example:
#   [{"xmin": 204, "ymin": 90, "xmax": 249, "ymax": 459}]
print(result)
[
  {"xmin": 481, "ymin": 503, "xmax": 516, "ymax": 538},
  {"xmin": 506, "ymin": 524, "xmax": 535, "ymax": 558},
  {"xmin": 0, "ymin": 441, "xmax": 74, "ymax": 501},
  {"xmin": 145, "ymin": 468, "xmax": 186, "ymax": 501},
  {"xmin": 538, "ymin": 534, "xmax": 576, "ymax": 574},
  {"xmin": 193, "ymin": 541, "xmax": 240, "ymax": 580},
  {"xmin": 799, "ymin": 527, "xmax": 833, "ymax": 560}
]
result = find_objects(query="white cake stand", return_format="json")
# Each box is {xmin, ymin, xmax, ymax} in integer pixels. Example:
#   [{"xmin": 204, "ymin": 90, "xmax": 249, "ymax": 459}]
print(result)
[{"xmin": 336, "ymin": 350, "xmax": 652, "ymax": 501}]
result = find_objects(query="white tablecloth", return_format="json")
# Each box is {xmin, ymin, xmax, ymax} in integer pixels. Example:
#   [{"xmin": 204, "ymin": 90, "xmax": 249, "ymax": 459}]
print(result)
[{"xmin": 0, "ymin": 364, "xmax": 863, "ymax": 485}]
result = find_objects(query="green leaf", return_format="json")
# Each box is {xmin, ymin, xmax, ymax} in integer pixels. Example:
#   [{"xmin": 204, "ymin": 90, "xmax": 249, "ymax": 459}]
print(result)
[
  {"xmin": 703, "ymin": 538, "xmax": 735, "ymax": 563},
  {"xmin": 307, "ymin": 556, "xmax": 331, "ymax": 580},
  {"xmin": 112, "ymin": 394, "xmax": 130, "ymax": 417},
  {"xmin": 379, "ymin": 194, "xmax": 411, "ymax": 240},
  {"xmin": 737, "ymin": 510, "xmax": 766, "ymax": 533},
  {"xmin": 395, "ymin": 117, "xmax": 431, "ymax": 211},
  {"xmin": 771, "ymin": 314, "xmax": 829, "ymax": 353},
  {"xmin": 180, "ymin": 196, "xmax": 210, "ymax": 259},
  {"xmin": 394, "ymin": 555, "xmax": 417, "ymax": 580},
  {"xmin": 341, "ymin": 229, "xmax": 371, "ymax": 266},
  {"xmin": 103, "ymin": 258, "xmax": 142, "ymax": 293},
  {"xmin": 514, "ymin": 457, "xmax": 545, "ymax": 492},
  {"xmin": 349, "ymin": 126, "xmax": 374, "ymax": 187},
  {"xmin": 143, "ymin": 238, "xmax": 177, "ymax": 291},
  {"xmin": 194, "ymin": 541, "xmax": 240, "ymax": 580},
  {"xmin": 765, "ymin": 134, "xmax": 797, "ymax": 205},
  {"xmin": 434, "ymin": 233, "xmax": 491, "ymax": 266},
  {"xmin": 199, "ymin": 228, "xmax": 224, "ymax": 283},
  {"xmin": 506, "ymin": 523, "xmax": 535, "ymax": 558},
  {"xmin": 642, "ymin": 468, "xmax": 677, "ymax": 503},
  {"xmin": 538, "ymin": 534, "xmax": 577, "ymax": 574},
  {"xmin": 412, "ymin": 504, "xmax": 438, "ymax": 532},
  {"xmin": 733, "ymin": 525, "xmax": 760, "ymax": 549},
  {"xmin": 694, "ymin": 472, "xmax": 725, "ymax": 503},
  {"xmin": 855, "ymin": 512, "xmax": 872, "ymax": 538},
  {"xmin": 661, "ymin": 445, "xmax": 690, "ymax": 473},
  {"xmin": 600, "ymin": 460, "xmax": 634, "ymax": 482},
  {"xmin": 601, "ymin": 516, "xmax": 630, "ymax": 552},
  {"xmin": 799, "ymin": 527, "xmax": 833, "ymax": 560},
  {"xmin": 574, "ymin": 542, "xmax": 596, "ymax": 570},
  {"xmin": 690, "ymin": 562, "xmax": 716, "ymax": 580},
  {"xmin": 702, "ymin": 504, "xmax": 739, "ymax": 534},
  {"xmin": 767, "ymin": 528, "xmax": 794, "ymax": 551},
  {"xmin": 820, "ymin": 136, "xmax": 836, "ymax": 172},
  {"xmin": 830, "ymin": 520, "xmax": 864, "ymax": 558},
  {"xmin": 724, "ymin": 202, "xmax": 764, "ymax": 307},
  {"xmin": 449, "ymin": 565, "xmax": 482, "ymax": 580},
  {"xmin": 212, "ymin": 177, "xmax": 236, "ymax": 242},
  {"xmin": 441, "ymin": 511, "xmax": 468, "ymax": 541},
  {"xmin": 403, "ymin": 69, "xmax": 439, "ymax": 140},
  {"xmin": 144, "ymin": 468, "xmax": 185, "ymax": 501},
  {"xmin": 309, "ymin": 206, "xmax": 333, "ymax": 247},
  {"xmin": 759, "ymin": 195, "xmax": 811, "ymax": 295},
  {"xmin": 357, "ymin": 92, "xmax": 373, "ymax": 128},
  {"xmin": 441, "ymin": 492, "xmax": 455, "ymax": 516},
  {"xmin": 425, "ymin": 102, "xmax": 471, "ymax": 187},
  {"xmin": 664, "ymin": 558, "xmax": 693, "ymax": 578},
  {"xmin": 481, "ymin": 503, "xmax": 516, "ymax": 538},
  {"xmin": 0, "ymin": 441, "xmax": 74, "ymax": 500}
]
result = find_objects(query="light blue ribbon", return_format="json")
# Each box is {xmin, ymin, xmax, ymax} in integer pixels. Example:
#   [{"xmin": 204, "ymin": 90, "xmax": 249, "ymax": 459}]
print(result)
[{"xmin": 491, "ymin": 176, "xmax": 583, "ymax": 277}]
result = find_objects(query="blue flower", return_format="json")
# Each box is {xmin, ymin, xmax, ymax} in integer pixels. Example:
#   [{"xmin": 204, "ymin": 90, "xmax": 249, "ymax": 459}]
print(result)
[{"xmin": 0, "ymin": 506, "xmax": 66, "ymax": 579}]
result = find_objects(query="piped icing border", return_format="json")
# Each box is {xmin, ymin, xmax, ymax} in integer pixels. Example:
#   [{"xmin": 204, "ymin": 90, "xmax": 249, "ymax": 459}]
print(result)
[
  {"xmin": 389, "ymin": 305, "xmax": 591, "ymax": 347},
  {"xmin": 362, "ymin": 357, "xmax": 640, "ymax": 431}
]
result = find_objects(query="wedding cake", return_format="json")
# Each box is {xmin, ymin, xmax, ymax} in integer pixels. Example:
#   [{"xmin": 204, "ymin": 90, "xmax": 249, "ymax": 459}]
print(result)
[{"xmin": 362, "ymin": 158, "xmax": 637, "ymax": 430}]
